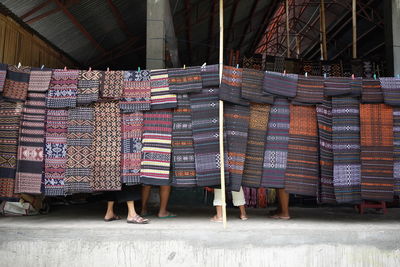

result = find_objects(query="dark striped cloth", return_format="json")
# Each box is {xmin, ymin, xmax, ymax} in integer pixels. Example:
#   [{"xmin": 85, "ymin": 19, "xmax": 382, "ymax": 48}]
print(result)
[
  {"xmin": 219, "ymin": 66, "xmax": 249, "ymax": 106},
  {"xmin": 241, "ymin": 68, "xmax": 274, "ymax": 104},
  {"xmin": 0, "ymin": 63, "xmax": 7, "ymax": 93},
  {"xmin": 77, "ymin": 70, "xmax": 101, "ymax": 104},
  {"xmin": 360, "ymin": 104, "xmax": 394, "ymax": 201},
  {"xmin": 316, "ymin": 99, "xmax": 336, "ymax": 203},
  {"xmin": 263, "ymin": 71, "xmax": 298, "ymax": 98},
  {"xmin": 393, "ymin": 108, "xmax": 400, "ymax": 196},
  {"xmin": 150, "ymin": 69, "xmax": 177, "ymax": 109},
  {"xmin": 261, "ymin": 98, "xmax": 290, "ymax": 189},
  {"xmin": 99, "ymin": 70, "xmax": 123, "ymax": 100},
  {"xmin": 332, "ymin": 97, "xmax": 361, "ymax": 203},
  {"xmin": 361, "ymin": 79, "xmax": 384, "ymax": 104},
  {"xmin": 201, "ymin": 64, "xmax": 219, "ymax": 88},
  {"xmin": 242, "ymin": 103, "xmax": 271, "ymax": 188},
  {"xmin": 224, "ymin": 103, "xmax": 250, "ymax": 192},
  {"xmin": 292, "ymin": 76, "xmax": 324, "ymax": 105},
  {"xmin": 171, "ymin": 94, "xmax": 196, "ymax": 187},
  {"xmin": 324, "ymin": 77, "xmax": 352, "ymax": 97},
  {"xmin": 27, "ymin": 69, "xmax": 52, "ymax": 92},
  {"xmin": 2, "ymin": 65, "xmax": 30, "ymax": 102},
  {"xmin": 285, "ymin": 105, "xmax": 319, "ymax": 197},
  {"xmin": 140, "ymin": 110, "xmax": 173, "ymax": 186},
  {"xmin": 120, "ymin": 70, "xmax": 151, "ymax": 112},
  {"xmin": 46, "ymin": 69, "xmax": 79, "ymax": 108},
  {"xmin": 350, "ymin": 78, "xmax": 362, "ymax": 97},
  {"xmin": 380, "ymin": 77, "xmax": 400, "ymax": 107},
  {"xmin": 168, "ymin": 67, "xmax": 202, "ymax": 94}
]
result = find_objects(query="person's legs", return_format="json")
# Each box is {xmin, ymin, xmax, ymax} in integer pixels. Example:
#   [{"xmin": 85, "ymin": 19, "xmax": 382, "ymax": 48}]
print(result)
[
  {"xmin": 141, "ymin": 185, "xmax": 151, "ymax": 215},
  {"xmin": 232, "ymin": 187, "xmax": 248, "ymax": 220},
  {"xmin": 104, "ymin": 201, "xmax": 118, "ymax": 220},
  {"xmin": 211, "ymin": 188, "xmax": 223, "ymax": 222},
  {"xmin": 272, "ymin": 188, "xmax": 290, "ymax": 219},
  {"xmin": 158, "ymin": 185, "xmax": 173, "ymax": 217},
  {"xmin": 127, "ymin": 201, "xmax": 149, "ymax": 224}
]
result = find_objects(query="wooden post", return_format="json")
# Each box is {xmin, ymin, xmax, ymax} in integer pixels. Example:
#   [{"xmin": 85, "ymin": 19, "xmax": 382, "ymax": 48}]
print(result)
[
  {"xmin": 320, "ymin": 0, "xmax": 327, "ymax": 60},
  {"xmin": 352, "ymin": 0, "xmax": 357, "ymax": 59},
  {"xmin": 286, "ymin": 0, "xmax": 290, "ymax": 58}
]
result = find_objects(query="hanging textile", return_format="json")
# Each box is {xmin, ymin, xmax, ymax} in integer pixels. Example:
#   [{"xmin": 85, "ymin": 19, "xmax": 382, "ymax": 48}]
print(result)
[
  {"xmin": 121, "ymin": 112, "xmax": 143, "ymax": 185},
  {"xmin": 324, "ymin": 77, "xmax": 352, "ymax": 97},
  {"xmin": 171, "ymin": 94, "xmax": 196, "ymax": 187},
  {"xmin": 65, "ymin": 107, "xmax": 94, "ymax": 194},
  {"xmin": 380, "ymin": 77, "xmax": 400, "ymax": 107},
  {"xmin": 331, "ymin": 63, "xmax": 343, "ymax": 77},
  {"xmin": 360, "ymin": 104, "xmax": 394, "ymax": 201},
  {"xmin": 263, "ymin": 71, "xmax": 298, "ymax": 98},
  {"xmin": 292, "ymin": 76, "xmax": 324, "ymax": 105},
  {"xmin": 27, "ymin": 69, "xmax": 52, "ymax": 92},
  {"xmin": 120, "ymin": 70, "xmax": 151, "ymax": 112},
  {"xmin": 261, "ymin": 98, "xmax": 290, "ymax": 189},
  {"xmin": 393, "ymin": 108, "xmax": 400, "ymax": 196},
  {"xmin": 285, "ymin": 105, "xmax": 319, "ymax": 197},
  {"xmin": 168, "ymin": 66, "xmax": 202, "ymax": 94},
  {"xmin": 350, "ymin": 77, "xmax": 362, "ymax": 97},
  {"xmin": 44, "ymin": 109, "xmax": 68, "ymax": 196},
  {"xmin": 361, "ymin": 79, "xmax": 384, "ymax": 104},
  {"xmin": 150, "ymin": 69, "xmax": 177, "ymax": 109},
  {"xmin": 332, "ymin": 97, "xmax": 361, "ymax": 203},
  {"xmin": 2, "ymin": 65, "xmax": 30, "ymax": 102},
  {"xmin": 46, "ymin": 69, "xmax": 79, "ymax": 108},
  {"xmin": 0, "ymin": 63, "xmax": 7, "ymax": 93},
  {"xmin": 219, "ymin": 66, "xmax": 249, "ymax": 106},
  {"xmin": 99, "ymin": 70, "xmax": 123, "ymax": 99},
  {"xmin": 0, "ymin": 101, "xmax": 23, "ymax": 199},
  {"xmin": 77, "ymin": 70, "xmax": 101, "ymax": 104},
  {"xmin": 91, "ymin": 101, "xmax": 122, "ymax": 191},
  {"xmin": 200, "ymin": 64, "xmax": 219, "ymax": 88},
  {"xmin": 242, "ymin": 103, "xmax": 270, "ymax": 188},
  {"xmin": 241, "ymin": 68, "xmax": 274, "ymax": 104},
  {"xmin": 140, "ymin": 110, "xmax": 173, "ymax": 186},
  {"xmin": 273, "ymin": 57, "xmax": 285, "ymax": 73}
]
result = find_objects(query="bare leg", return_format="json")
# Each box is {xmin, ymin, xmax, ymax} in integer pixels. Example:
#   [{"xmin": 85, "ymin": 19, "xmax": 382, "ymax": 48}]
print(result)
[
  {"xmin": 238, "ymin": 205, "xmax": 248, "ymax": 220},
  {"xmin": 104, "ymin": 201, "xmax": 116, "ymax": 220},
  {"xmin": 274, "ymin": 189, "xmax": 290, "ymax": 218},
  {"xmin": 158, "ymin": 185, "xmax": 172, "ymax": 217},
  {"xmin": 126, "ymin": 201, "xmax": 138, "ymax": 220},
  {"xmin": 141, "ymin": 185, "xmax": 151, "ymax": 215},
  {"xmin": 211, "ymin": 205, "xmax": 223, "ymax": 222}
]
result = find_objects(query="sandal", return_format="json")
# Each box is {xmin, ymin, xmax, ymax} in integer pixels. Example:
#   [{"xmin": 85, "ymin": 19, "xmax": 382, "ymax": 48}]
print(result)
[
  {"xmin": 240, "ymin": 215, "xmax": 248, "ymax": 221},
  {"xmin": 210, "ymin": 215, "xmax": 223, "ymax": 222},
  {"xmin": 127, "ymin": 215, "xmax": 149, "ymax": 224},
  {"xmin": 270, "ymin": 214, "xmax": 291, "ymax": 220},
  {"xmin": 104, "ymin": 215, "xmax": 121, "ymax": 222},
  {"xmin": 158, "ymin": 213, "xmax": 177, "ymax": 219}
]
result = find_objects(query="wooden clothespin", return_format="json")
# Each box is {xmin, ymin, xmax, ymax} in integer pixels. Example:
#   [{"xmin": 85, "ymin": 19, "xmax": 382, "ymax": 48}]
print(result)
[
  {"xmin": 305, "ymin": 72, "xmax": 308, "ymax": 77},
  {"xmin": 201, "ymin": 62, "xmax": 207, "ymax": 68},
  {"xmin": 283, "ymin": 69, "xmax": 286, "ymax": 75},
  {"xmin": 183, "ymin": 64, "xmax": 186, "ymax": 69},
  {"xmin": 41, "ymin": 65, "xmax": 45, "ymax": 70},
  {"xmin": 17, "ymin": 62, "xmax": 21, "ymax": 68},
  {"xmin": 88, "ymin": 67, "xmax": 92, "ymax": 72},
  {"xmin": 106, "ymin": 67, "xmax": 110, "ymax": 72}
]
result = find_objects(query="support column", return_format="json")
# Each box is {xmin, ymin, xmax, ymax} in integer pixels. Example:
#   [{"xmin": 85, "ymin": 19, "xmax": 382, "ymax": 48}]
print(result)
[{"xmin": 385, "ymin": 0, "xmax": 400, "ymax": 76}]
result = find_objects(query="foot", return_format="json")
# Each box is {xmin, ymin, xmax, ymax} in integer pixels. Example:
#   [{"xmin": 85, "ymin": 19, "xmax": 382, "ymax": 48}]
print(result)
[
  {"xmin": 127, "ymin": 214, "xmax": 149, "ymax": 224},
  {"xmin": 269, "ymin": 209, "xmax": 281, "ymax": 216},
  {"xmin": 158, "ymin": 212, "xmax": 177, "ymax": 219},
  {"xmin": 210, "ymin": 215, "xmax": 223, "ymax": 222},
  {"xmin": 240, "ymin": 214, "xmax": 248, "ymax": 221},
  {"xmin": 270, "ymin": 213, "xmax": 291, "ymax": 220},
  {"xmin": 104, "ymin": 214, "xmax": 121, "ymax": 222}
]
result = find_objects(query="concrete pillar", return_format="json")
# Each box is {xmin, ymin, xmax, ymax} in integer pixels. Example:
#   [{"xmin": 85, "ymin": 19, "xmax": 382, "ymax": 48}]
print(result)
[{"xmin": 385, "ymin": 0, "xmax": 400, "ymax": 76}]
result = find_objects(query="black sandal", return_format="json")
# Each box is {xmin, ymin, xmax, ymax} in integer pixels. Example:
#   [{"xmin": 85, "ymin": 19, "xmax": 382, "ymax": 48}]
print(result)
[{"xmin": 104, "ymin": 215, "xmax": 121, "ymax": 222}]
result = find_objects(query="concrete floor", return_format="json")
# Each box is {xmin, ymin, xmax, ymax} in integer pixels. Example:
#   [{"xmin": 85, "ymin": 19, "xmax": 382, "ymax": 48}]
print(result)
[{"xmin": 0, "ymin": 203, "xmax": 400, "ymax": 267}]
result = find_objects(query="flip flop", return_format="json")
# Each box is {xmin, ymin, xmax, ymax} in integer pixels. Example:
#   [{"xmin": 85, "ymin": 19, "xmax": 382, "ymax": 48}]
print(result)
[
  {"xmin": 270, "ymin": 214, "xmax": 291, "ymax": 220},
  {"xmin": 158, "ymin": 213, "xmax": 177, "ymax": 219},
  {"xmin": 104, "ymin": 215, "xmax": 121, "ymax": 222},
  {"xmin": 210, "ymin": 216, "xmax": 223, "ymax": 223},
  {"xmin": 240, "ymin": 216, "xmax": 249, "ymax": 221},
  {"xmin": 127, "ymin": 215, "xmax": 149, "ymax": 224}
]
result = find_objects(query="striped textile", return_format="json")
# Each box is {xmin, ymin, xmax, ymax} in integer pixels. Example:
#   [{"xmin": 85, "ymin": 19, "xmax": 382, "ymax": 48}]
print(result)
[
  {"xmin": 121, "ymin": 112, "xmax": 143, "ymax": 185},
  {"xmin": 65, "ymin": 107, "xmax": 94, "ymax": 194},
  {"xmin": 140, "ymin": 110, "xmax": 173, "ymax": 185},
  {"xmin": 168, "ymin": 67, "xmax": 202, "ymax": 94},
  {"xmin": 324, "ymin": 77, "xmax": 352, "ymax": 97},
  {"xmin": 393, "ymin": 108, "xmax": 400, "ymax": 196},
  {"xmin": 0, "ymin": 101, "xmax": 23, "ymax": 199},
  {"xmin": 263, "ymin": 71, "xmax": 298, "ymax": 98},
  {"xmin": 150, "ymin": 69, "xmax": 177, "ymax": 109},
  {"xmin": 380, "ymin": 77, "xmax": 400, "ymax": 107},
  {"xmin": 0, "ymin": 63, "xmax": 7, "ymax": 93},
  {"xmin": 201, "ymin": 64, "xmax": 219, "ymax": 88},
  {"xmin": 261, "ymin": 98, "xmax": 290, "ymax": 189},
  {"xmin": 332, "ymin": 97, "xmax": 361, "ymax": 203},
  {"xmin": 171, "ymin": 94, "xmax": 197, "ymax": 187},
  {"xmin": 46, "ymin": 69, "xmax": 79, "ymax": 108},
  {"xmin": 91, "ymin": 101, "xmax": 122, "ymax": 191},
  {"xmin": 120, "ymin": 70, "xmax": 151, "ymax": 112},
  {"xmin": 350, "ymin": 78, "xmax": 362, "ymax": 97},
  {"xmin": 242, "ymin": 103, "xmax": 271, "ymax": 188},
  {"xmin": 241, "ymin": 68, "xmax": 274, "ymax": 104},
  {"xmin": 285, "ymin": 105, "xmax": 319, "ymax": 197},
  {"xmin": 361, "ymin": 79, "xmax": 384, "ymax": 104},
  {"xmin": 224, "ymin": 103, "xmax": 250, "ymax": 191},
  {"xmin": 316, "ymin": 99, "xmax": 336, "ymax": 203},
  {"xmin": 2, "ymin": 65, "xmax": 30, "ymax": 102},
  {"xmin": 99, "ymin": 70, "xmax": 123, "ymax": 99},
  {"xmin": 220, "ymin": 66, "xmax": 249, "ymax": 106},
  {"xmin": 77, "ymin": 70, "xmax": 101, "ymax": 104},
  {"xmin": 44, "ymin": 109, "xmax": 68, "ymax": 196},
  {"xmin": 292, "ymin": 76, "xmax": 325, "ymax": 105},
  {"xmin": 14, "ymin": 92, "xmax": 46, "ymax": 194},
  {"xmin": 27, "ymin": 69, "xmax": 52, "ymax": 92},
  {"xmin": 360, "ymin": 104, "xmax": 394, "ymax": 201}
]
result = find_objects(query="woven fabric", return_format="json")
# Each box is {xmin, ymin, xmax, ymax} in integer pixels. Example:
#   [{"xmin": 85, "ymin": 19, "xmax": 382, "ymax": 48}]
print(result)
[
  {"xmin": 0, "ymin": 101, "xmax": 23, "ymax": 199},
  {"xmin": 150, "ymin": 69, "xmax": 177, "ymax": 109},
  {"xmin": 140, "ymin": 110, "xmax": 173, "ymax": 185},
  {"xmin": 241, "ymin": 68, "xmax": 274, "ymax": 104},
  {"xmin": 324, "ymin": 77, "xmax": 352, "ymax": 97},
  {"xmin": 350, "ymin": 78, "xmax": 362, "ymax": 97},
  {"xmin": 27, "ymin": 69, "xmax": 52, "ymax": 92},
  {"xmin": 2, "ymin": 65, "xmax": 30, "ymax": 102},
  {"xmin": 361, "ymin": 79, "xmax": 384, "ymax": 104},
  {"xmin": 332, "ymin": 97, "xmax": 361, "ymax": 203},
  {"xmin": 292, "ymin": 76, "xmax": 324, "ymax": 105},
  {"xmin": 168, "ymin": 67, "xmax": 202, "ymax": 93},
  {"xmin": 380, "ymin": 77, "xmax": 400, "ymax": 107},
  {"xmin": 242, "ymin": 103, "xmax": 270, "ymax": 188},
  {"xmin": 316, "ymin": 99, "xmax": 336, "ymax": 204},
  {"xmin": 263, "ymin": 71, "xmax": 298, "ymax": 98},
  {"xmin": 224, "ymin": 103, "xmax": 250, "ymax": 192},
  {"xmin": 331, "ymin": 63, "xmax": 342, "ymax": 77},
  {"xmin": 14, "ymin": 92, "xmax": 46, "ymax": 194},
  {"xmin": 261, "ymin": 98, "xmax": 290, "ymax": 189},
  {"xmin": 92, "ymin": 101, "xmax": 122, "ymax": 191},
  {"xmin": 360, "ymin": 104, "xmax": 394, "ymax": 201},
  {"xmin": 65, "ymin": 107, "xmax": 94, "ymax": 194},
  {"xmin": 201, "ymin": 64, "xmax": 219, "ymax": 88},
  {"xmin": 44, "ymin": 109, "xmax": 68, "ymax": 196},
  {"xmin": 171, "ymin": 94, "xmax": 196, "ymax": 187},
  {"xmin": 393, "ymin": 108, "xmax": 400, "ymax": 196},
  {"xmin": 99, "ymin": 70, "xmax": 123, "ymax": 99},
  {"xmin": 46, "ymin": 69, "xmax": 79, "ymax": 108},
  {"xmin": 285, "ymin": 105, "xmax": 319, "ymax": 196},
  {"xmin": 220, "ymin": 66, "xmax": 249, "ymax": 106},
  {"xmin": 0, "ymin": 63, "xmax": 7, "ymax": 93},
  {"xmin": 121, "ymin": 112, "xmax": 143, "ymax": 185},
  {"xmin": 77, "ymin": 70, "xmax": 101, "ymax": 104},
  {"xmin": 120, "ymin": 70, "xmax": 151, "ymax": 112},
  {"xmin": 273, "ymin": 57, "xmax": 285, "ymax": 73}
]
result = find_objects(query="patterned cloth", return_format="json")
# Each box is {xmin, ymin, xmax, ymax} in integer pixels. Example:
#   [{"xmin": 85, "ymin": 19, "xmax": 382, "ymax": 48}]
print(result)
[
  {"xmin": 140, "ymin": 110, "xmax": 173, "ymax": 185},
  {"xmin": 324, "ymin": 77, "xmax": 352, "ymax": 97},
  {"xmin": 77, "ymin": 70, "xmax": 101, "ymax": 104},
  {"xmin": 0, "ymin": 63, "xmax": 7, "ymax": 93},
  {"xmin": 150, "ymin": 69, "xmax": 177, "ymax": 109},
  {"xmin": 201, "ymin": 64, "xmax": 219, "ymax": 88},
  {"xmin": 292, "ymin": 76, "xmax": 324, "ymax": 105},
  {"xmin": 332, "ymin": 97, "xmax": 361, "ymax": 203},
  {"xmin": 92, "ymin": 101, "xmax": 121, "ymax": 191},
  {"xmin": 263, "ymin": 71, "xmax": 298, "ymax": 98},
  {"xmin": 220, "ymin": 66, "xmax": 249, "ymax": 106},
  {"xmin": 241, "ymin": 68, "xmax": 274, "ymax": 104},
  {"xmin": 261, "ymin": 98, "xmax": 290, "ymax": 189},
  {"xmin": 360, "ymin": 104, "xmax": 394, "ymax": 201},
  {"xmin": 0, "ymin": 101, "xmax": 23, "ymax": 199},
  {"xmin": 380, "ymin": 77, "xmax": 400, "ymax": 107},
  {"xmin": 46, "ymin": 69, "xmax": 79, "ymax": 108},
  {"xmin": 121, "ymin": 112, "xmax": 143, "ymax": 185},
  {"xmin": 65, "ymin": 107, "xmax": 94, "ymax": 194},
  {"xmin": 27, "ymin": 69, "xmax": 52, "ymax": 92},
  {"xmin": 14, "ymin": 92, "xmax": 46, "ymax": 194},
  {"xmin": 44, "ymin": 109, "xmax": 68, "ymax": 196},
  {"xmin": 285, "ymin": 105, "xmax": 319, "ymax": 197},
  {"xmin": 2, "ymin": 65, "xmax": 30, "ymax": 102},
  {"xmin": 393, "ymin": 108, "xmax": 400, "ymax": 196},
  {"xmin": 99, "ymin": 70, "xmax": 123, "ymax": 99},
  {"xmin": 168, "ymin": 67, "xmax": 202, "ymax": 94},
  {"xmin": 350, "ymin": 78, "xmax": 362, "ymax": 97},
  {"xmin": 120, "ymin": 70, "xmax": 151, "ymax": 112},
  {"xmin": 361, "ymin": 79, "xmax": 384, "ymax": 104},
  {"xmin": 242, "ymin": 103, "xmax": 270, "ymax": 188}
]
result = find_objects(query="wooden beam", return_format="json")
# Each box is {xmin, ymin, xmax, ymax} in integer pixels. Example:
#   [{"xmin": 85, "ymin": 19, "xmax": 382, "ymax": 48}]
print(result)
[
  {"xmin": 184, "ymin": 0, "xmax": 192, "ymax": 64},
  {"xmin": 352, "ymin": 0, "xmax": 357, "ymax": 59},
  {"xmin": 20, "ymin": 0, "xmax": 52, "ymax": 20},
  {"xmin": 25, "ymin": 0, "xmax": 81, "ymax": 24},
  {"xmin": 320, "ymin": 0, "xmax": 327, "ymax": 60},
  {"xmin": 106, "ymin": 0, "xmax": 132, "ymax": 37},
  {"xmin": 285, "ymin": 0, "xmax": 290, "ymax": 58}
]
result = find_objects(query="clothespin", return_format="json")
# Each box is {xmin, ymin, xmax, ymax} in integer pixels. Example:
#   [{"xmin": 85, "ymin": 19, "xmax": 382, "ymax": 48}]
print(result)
[
  {"xmin": 351, "ymin": 74, "xmax": 355, "ymax": 79},
  {"xmin": 201, "ymin": 62, "xmax": 207, "ymax": 68},
  {"xmin": 138, "ymin": 66, "xmax": 141, "ymax": 72},
  {"xmin": 397, "ymin": 74, "xmax": 400, "ymax": 79},
  {"xmin": 17, "ymin": 62, "xmax": 21, "ymax": 68},
  {"xmin": 106, "ymin": 67, "xmax": 110, "ymax": 72},
  {"xmin": 236, "ymin": 64, "xmax": 239, "ymax": 69},
  {"xmin": 88, "ymin": 67, "xmax": 92, "ymax": 72},
  {"xmin": 183, "ymin": 64, "xmax": 186, "ymax": 69},
  {"xmin": 64, "ymin": 66, "xmax": 67, "ymax": 71},
  {"xmin": 323, "ymin": 73, "xmax": 327, "ymax": 78},
  {"xmin": 283, "ymin": 69, "xmax": 286, "ymax": 75},
  {"xmin": 305, "ymin": 72, "xmax": 308, "ymax": 78},
  {"xmin": 373, "ymin": 73, "xmax": 377, "ymax": 80},
  {"xmin": 41, "ymin": 65, "xmax": 45, "ymax": 70}
]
